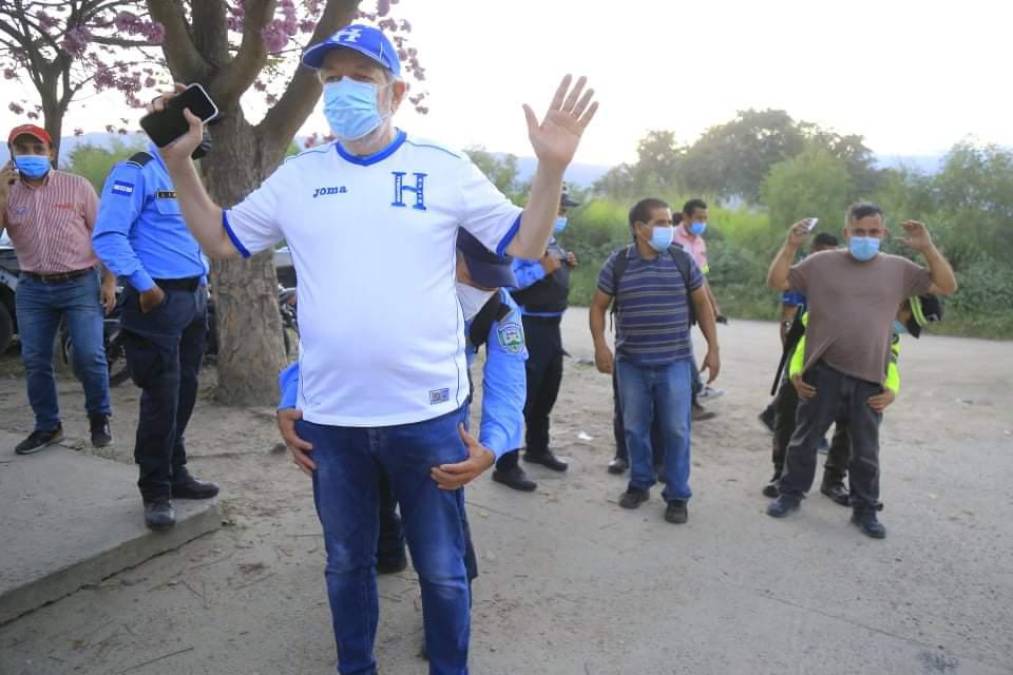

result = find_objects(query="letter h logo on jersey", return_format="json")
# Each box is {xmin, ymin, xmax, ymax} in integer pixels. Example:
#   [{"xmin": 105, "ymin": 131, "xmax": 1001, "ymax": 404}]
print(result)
[{"xmin": 391, "ymin": 172, "xmax": 427, "ymax": 211}]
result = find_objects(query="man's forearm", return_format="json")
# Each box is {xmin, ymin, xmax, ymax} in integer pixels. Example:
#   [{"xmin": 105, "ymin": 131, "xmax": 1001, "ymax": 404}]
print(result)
[
  {"xmin": 589, "ymin": 303, "xmax": 608, "ymax": 349},
  {"xmin": 163, "ymin": 157, "xmax": 235, "ymax": 259},
  {"xmin": 693, "ymin": 289, "xmax": 719, "ymax": 352},
  {"xmin": 508, "ymin": 163, "xmax": 564, "ymax": 259},
  {"xmin": 767, "ymin": 244, "xmax": 797, "ymax": 290},
  {"xmin": 923, "ymin": 244, "xmax": 958, "ymax": 295}
]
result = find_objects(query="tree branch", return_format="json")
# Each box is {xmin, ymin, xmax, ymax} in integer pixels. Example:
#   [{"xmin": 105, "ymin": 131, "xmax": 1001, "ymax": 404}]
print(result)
[
  {"xmin": 212, "ymin": 0, "xmax": 273, "ymax": 104},
  {"xmin": 90, "ymin": 35, "xmax": 158, "ymax": 48},
  {"xmin": 145, "ymin": 0, "xmax": 208, "ymax": 81},
  {"xmin": 257, "ymin": 0, "xmax": 360, "ymax": 155}
]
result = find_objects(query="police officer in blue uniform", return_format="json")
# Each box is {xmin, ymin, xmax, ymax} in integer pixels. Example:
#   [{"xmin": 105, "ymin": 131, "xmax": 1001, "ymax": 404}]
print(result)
[
  {"xmin": 92, "ymin": 139, "xmax": 219, "ymax": 530},
  {"xmin": 277, "ymin": 228, "xmax": 526, "ymax": 569},
  {"xmin": 508, "ymin": 190, "xmax": 579, "ymax": 475}
]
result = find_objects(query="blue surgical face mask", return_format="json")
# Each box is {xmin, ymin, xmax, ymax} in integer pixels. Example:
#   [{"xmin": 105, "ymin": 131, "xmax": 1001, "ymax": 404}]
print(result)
[
  {"xmin": 553, "ymin": 216, "xmax": 568, "ymax": 234},
  {"xmin": 892, "ymin": 320, "xmax": 908, "ymax": 335},
  {"xmin": 648, "ymin": 225, "xmax": 675, "ymax": 252},
  {"xmin": 13, "ymin": 154, "xmax": 51, "ymax": 179},
  {"xmin": 323, "ymin": 78, "xmax": 390, "ymax": 142},
  {"xmin": 688, "ymin": 220, "xmax": 707, "ymax": 236},
  {"xmin": 848, "ymin": 235, "xmax": 881, "ymax": 262}
]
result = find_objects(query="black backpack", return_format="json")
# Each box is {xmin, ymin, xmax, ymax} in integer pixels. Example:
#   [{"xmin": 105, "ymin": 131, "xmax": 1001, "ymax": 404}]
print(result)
[{"xmin": 610, "ymin": 244, "xmax": 697, "ymax": 326}]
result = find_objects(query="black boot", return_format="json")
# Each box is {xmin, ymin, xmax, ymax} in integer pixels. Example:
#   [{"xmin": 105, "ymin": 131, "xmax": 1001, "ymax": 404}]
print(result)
[
  {"xmin": 144, "ymin": 500, "xmax": 176, "ymax": 530},
  {"xmin": 607, "ymin": 456, "xmax": 628, "ymax": 475},
  {"xmin": 89, "ymin": 414, "xmax": 112, "ymax": 448},
  {"xmin": 492, "ymin": 465, "xmax": 537, "ymax": 492},
  {"xmin": 820, "ymin": 475, "xmax": 851, "ymax": 507},
  {"xmin": 171, "ymin": 470, "xmax": 220, "ymax": 499},
  {"xmin": 851, "ymin": 508, "xmax": 887, "ymax": 539},
  {"xmin": 523, "ymin": 449, "xmax": 568, "ymax": 472},
  {"xmin": 762, "ymin": 469, "xmax": 782, "ymax": 498}
]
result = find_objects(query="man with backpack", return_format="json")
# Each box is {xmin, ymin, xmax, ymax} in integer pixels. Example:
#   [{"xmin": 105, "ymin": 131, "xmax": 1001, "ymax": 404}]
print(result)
[{"xmin": 589, "ymin": 198, "xmax": 720, "ymax": 524}]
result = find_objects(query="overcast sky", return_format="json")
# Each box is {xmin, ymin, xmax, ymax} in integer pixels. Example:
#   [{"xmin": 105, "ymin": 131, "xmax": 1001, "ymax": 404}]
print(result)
[{"xmin": 3, "ymin": 0, "xmax": 1012, "ymax": 166}]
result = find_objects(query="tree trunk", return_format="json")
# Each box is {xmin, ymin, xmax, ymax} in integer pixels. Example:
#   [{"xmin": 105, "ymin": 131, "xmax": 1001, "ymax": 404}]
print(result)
[
  {"xmin": 201, "ymin": 108, "xmax": 287, "ymax": 406},
  {"xmin": 39, "ymin": 78, "xmax": 64, "ymax": 161}
]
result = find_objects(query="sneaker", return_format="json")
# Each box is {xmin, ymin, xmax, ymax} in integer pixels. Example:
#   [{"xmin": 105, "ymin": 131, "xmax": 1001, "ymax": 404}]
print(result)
[
  {"xmin": 766, "ymin": 494, "xmax": 801, "ymax": 518},
  {"xmin": 851, "ymin": 509, "xmax": 887, "ymax": 539},
  {"xmin": 820, "ymin": 479, "xmax": 851, "ymax": 507},
  {"xmin": 664, "ymin": 500, "xmax": 688, "ymax": 524},
  {"xmin": 14, "ymin": 426, "xmax": 64, "ymax": 455},
  {"xmin": 762, "ymin": 472, "xmax": 781, "ymax": 498},
  {"xmin": 492, "ymin": 466, "xmax": 537, "ymax": 492},
  {"xmin": 144, "ymin": 500, "xmax": 176, "ymax": 530},
  {"xmin": 89, "ymin": 414, "xmax": 112, "ymax": 448},
  {"xmin": 618, "ymin": 487, "xmax": 649, "ymax": 509},
  {"xmin": 607, "ymin": 456, "xmax": 628, "ymax": 475},
  {"xmin": 699, "ymin": 386, "xmax": 725, "ymax": 401}
]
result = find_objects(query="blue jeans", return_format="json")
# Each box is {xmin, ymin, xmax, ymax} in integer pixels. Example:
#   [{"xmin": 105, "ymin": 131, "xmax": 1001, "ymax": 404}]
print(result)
[
  {"xmin": 298, "ymin": 406, "xmax": 472, "ymax": 675},
  {"xmin": 616, "ymin": 357, "xmax": 693, "ymax": 502},
  {"xmin": 15, "ymin": 271, "xmax": 110, "ymax": 430}
]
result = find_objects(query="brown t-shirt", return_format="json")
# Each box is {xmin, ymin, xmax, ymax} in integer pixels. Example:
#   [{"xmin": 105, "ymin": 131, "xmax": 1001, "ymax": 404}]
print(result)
[{"xmin": 788, "ymin": 249, "xmax": 933, "ymax": 385}]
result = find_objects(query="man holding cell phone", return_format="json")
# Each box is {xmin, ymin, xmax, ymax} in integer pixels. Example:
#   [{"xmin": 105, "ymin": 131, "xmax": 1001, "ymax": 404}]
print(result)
[
  {"xmin": 91, "ymin": 131, "xmax": 219, "ymax": 531},
  {"xmin": 1, "ymin": 124, "xmax": 116, "ymax": 455}
]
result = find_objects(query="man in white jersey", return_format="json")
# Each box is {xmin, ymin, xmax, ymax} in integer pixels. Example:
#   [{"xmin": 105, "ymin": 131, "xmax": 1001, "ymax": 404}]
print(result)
[{"xmin": 147, "ymin": 23, "xmax": 597, "ymax": 675}]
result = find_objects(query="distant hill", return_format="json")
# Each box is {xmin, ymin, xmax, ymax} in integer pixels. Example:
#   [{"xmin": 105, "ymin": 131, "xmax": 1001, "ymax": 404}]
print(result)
[{"xmin": 0, "ymin": 132, "xmax": 944, "ymax": 184}]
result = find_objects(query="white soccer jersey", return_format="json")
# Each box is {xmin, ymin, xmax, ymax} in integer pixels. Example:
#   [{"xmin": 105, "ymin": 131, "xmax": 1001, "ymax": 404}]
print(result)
[{"xmin": 224, "ymin": 131, "xmax": 522, "ymax": 427}]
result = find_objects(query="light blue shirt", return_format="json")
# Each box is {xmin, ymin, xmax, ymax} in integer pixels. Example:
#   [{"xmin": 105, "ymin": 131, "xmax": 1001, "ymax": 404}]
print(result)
[
  {"xmin": 277, "ymin": 289, "xmax": 527, "ymax": 459},
  {"xmin": 92, "ymin": 144, "xmax": 208, "ymax": 292}
]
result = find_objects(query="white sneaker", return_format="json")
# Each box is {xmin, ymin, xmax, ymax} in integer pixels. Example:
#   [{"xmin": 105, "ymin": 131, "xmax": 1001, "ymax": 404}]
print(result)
[{"xmin": 699, "ymin": 386, "xmax": 725, "ymax": 401}]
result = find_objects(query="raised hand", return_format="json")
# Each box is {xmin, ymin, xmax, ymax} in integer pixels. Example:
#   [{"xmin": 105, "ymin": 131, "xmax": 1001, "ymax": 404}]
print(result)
[
  {"xmin": 522, "ymin": 75, "xmax": 599, "ymax": 171},
  {"xmin": 786, "ymin": 219, "xmax": 813, "ymax": 250},
  {"xmin": 145, "ymin": 83, "xmax": 205, "ymax": 166},
  {"xmin": 900, "ymin": 220, "xmax": 934, "ymax": 253}
]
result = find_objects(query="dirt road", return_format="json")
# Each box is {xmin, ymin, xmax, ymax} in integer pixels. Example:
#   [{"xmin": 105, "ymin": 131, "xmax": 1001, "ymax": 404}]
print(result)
[{"xmin": 1, "ymin": 313, "xmax": 1011, "ymax": 674}]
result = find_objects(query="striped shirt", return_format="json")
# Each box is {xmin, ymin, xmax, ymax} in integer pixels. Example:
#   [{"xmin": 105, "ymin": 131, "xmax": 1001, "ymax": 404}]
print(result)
[
  {"xmin": 598, "ymin": 245, "xmax": 704, "ymax": 366},
  {"xmin": 2, "ymin": 170, "xmax": 100, "ymax": 273}
]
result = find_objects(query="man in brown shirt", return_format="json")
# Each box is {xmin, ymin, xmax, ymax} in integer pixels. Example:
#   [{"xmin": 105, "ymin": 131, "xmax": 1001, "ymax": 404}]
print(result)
[
  {"xmin": 764, "ymin": 202, "xmax": 957, "ymax": 538},
  {"xmin": 1, "ymin": 124, "xmax": 117, "ymax": 454}
]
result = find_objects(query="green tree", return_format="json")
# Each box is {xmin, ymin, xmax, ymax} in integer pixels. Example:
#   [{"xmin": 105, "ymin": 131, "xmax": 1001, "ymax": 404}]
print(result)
[
  {"xmin": 762, "ymin": 144, "xmax": 852, "ymax": 236},
  {"xmin": 65, "ymin": 139, "xmax": 146, "ymax": 192},
  {"xmin": 464, "ymin": 146, "xmax": 521, "ymax": 202}
]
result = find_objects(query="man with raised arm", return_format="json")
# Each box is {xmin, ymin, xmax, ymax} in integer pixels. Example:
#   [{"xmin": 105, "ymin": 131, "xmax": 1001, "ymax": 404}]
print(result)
[{"xmin": 147, "ymin": 23, "xmax": 597, "ymax": 675}]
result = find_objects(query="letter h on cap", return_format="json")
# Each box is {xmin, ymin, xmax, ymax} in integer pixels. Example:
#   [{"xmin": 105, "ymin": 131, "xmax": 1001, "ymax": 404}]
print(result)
[{"xmin": 391, "ymin": 172, "xmax": 427, "ymax": 211}]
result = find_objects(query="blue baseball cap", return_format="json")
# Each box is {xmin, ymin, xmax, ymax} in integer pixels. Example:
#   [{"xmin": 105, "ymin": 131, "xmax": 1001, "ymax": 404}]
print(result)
[
  {"xmin": 301, "ymin": 24, "xmax": 401, "ymax": 77},
  {"xmin": 457, "ymin": 229, "xmax": 516, "ymax": 289}
]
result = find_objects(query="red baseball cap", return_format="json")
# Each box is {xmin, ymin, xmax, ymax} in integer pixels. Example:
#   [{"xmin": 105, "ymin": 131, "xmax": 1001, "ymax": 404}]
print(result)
[{"xmin": 8, "ymin": 124, "xmax": 52, "ymax": 146}]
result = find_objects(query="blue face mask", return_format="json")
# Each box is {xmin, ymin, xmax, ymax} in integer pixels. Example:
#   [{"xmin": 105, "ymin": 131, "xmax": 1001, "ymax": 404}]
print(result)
[
  {"xmin": 848, "ymin": 235, "xmax": 881, "ymax": 262},
  {"xmin": 323, "ymin": 78, "xmax": 389, "ymax": 142},
  {"xmin": 13, "ymin": 154, "xmax": 51, "ymax": 179},
  {"xmin": 648, "ymin": 225, "xmax": 675, "ymax": 252},
  {"xmin": 892, "ymin": 320, "xmax": 908, "ymax": 335},
  {"xmin": 688, "ymin": 220, "xmax": 707, "ymax": 236},
  {"xmin": 553, "ymin": 216, "xmax": 568, "ymax": 234}
]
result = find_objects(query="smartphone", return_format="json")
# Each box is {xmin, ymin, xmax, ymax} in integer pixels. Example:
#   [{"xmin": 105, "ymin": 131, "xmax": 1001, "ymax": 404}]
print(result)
[
  {"xmin": 140, "ymin": 83, "xmax": 219, "ymax": 148},
  {"xmin": 805, "ymin": 217, "xmax": 819, "ymax": 232}
]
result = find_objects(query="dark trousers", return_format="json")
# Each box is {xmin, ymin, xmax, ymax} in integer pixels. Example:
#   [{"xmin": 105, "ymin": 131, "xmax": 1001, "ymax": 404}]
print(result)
[
  {"xmin": 771, "ymin": 375, "xmax": 851, "ymax": 482},
  {"xmin": 121, "ymin": 285, "xmax": 207, "ymax": 502},
  {"xmin": 520, "ymin": 315, "xmax": 564, "ymax": 455},
  {"xmin": 612, "ymin": 369, "xmax": 664, "ymax": 466},
  {"xmin": 779, "ymin": 362, "xmax": 883, "ymax": 511}
]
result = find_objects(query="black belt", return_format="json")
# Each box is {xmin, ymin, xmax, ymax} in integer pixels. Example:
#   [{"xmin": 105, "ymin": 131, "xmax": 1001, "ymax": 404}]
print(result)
[
  {"xmin": 522, "ymin": 313, "xmax": 564, "ymax": 322},
  {"xmin": 154, "ymin": 276, "xmax": 201, "ymax": 292},
  {"xmin": 21, "ymin": 267, "xmax": 94, "ymax": 284}
]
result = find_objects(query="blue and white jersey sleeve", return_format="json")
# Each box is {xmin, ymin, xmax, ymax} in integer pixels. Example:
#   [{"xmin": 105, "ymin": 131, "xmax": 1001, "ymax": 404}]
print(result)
[
  {"xmin": 456, "ymin": 158, "xmax": 523, "ymax": 257},
  {"xmin": 479, "ymin": 290, "xmax": 527, "ymax": 458},
  {"xmin": 223, "ymin": 165, "xmax": 289, "ymax": 258}
]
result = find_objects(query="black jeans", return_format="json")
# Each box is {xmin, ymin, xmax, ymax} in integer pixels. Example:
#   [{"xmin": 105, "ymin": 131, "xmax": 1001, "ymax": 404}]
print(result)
[
  {"xmin": 779, "ymin": 362, "xmax": 883, "ymax": 510},
  {"xmin": 771, "ymin": 374, "xmax": 851, "ymax": 482},
  {"xmin": 121, "ymin": 283, "xmax": 207, "ymax": 502},
  {"xmin": 520, "ymin": 315, "xmax": 564, "ymax": 455},
  {"xmin": 612, "ymin": 368, "xmax": 664, "ymax": 467}
]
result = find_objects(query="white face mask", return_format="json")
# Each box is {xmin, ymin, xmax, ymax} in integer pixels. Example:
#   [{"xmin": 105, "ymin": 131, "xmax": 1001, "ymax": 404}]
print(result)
[{"xmin": 456, "ymin": 282, "xmax": 496, "ymax": 322}]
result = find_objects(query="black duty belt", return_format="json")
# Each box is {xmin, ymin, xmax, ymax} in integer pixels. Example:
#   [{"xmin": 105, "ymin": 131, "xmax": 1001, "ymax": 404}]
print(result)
[
  {"xmin": 154, "ymin": 276, "xmax": 202, "ymax": 292},
  {"xmin": 21, "ymin": 267, "xmax": 94, "ymax": 284}
]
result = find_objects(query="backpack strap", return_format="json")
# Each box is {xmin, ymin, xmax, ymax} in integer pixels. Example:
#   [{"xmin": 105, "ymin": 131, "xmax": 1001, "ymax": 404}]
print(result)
[
  {"xmin": 468, "ymin": 291, "xmax": 507, "ymax": 349},
  {"xmin": 608, "ymin": 244, "xmax": 635, "ymax": 322},
  {"xmin": 125, "ymin": 151, "xmax": 154, "ymax": 168},
  {"xmin": 666, "ymin": 245, "xmax": 698, "ymax": 325}
]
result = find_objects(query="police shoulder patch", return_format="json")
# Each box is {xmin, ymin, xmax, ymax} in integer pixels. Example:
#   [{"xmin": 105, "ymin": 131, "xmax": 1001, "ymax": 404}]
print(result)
[
  {"xmin": 496, "ymin": 320, "xmax": 524, "ymax": 353},
  {"xmin": 111, "ymin": 181, "xmax": 135, "ymax": 197}
]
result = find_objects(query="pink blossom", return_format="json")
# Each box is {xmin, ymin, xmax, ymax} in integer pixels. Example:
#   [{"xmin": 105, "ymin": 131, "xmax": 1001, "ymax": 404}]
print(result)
[
  {"xmin": 8, "ymin": 102, "xmax": 24, "ymax": 114},
  {"xmin": 261, "ymin": 21, "xmax": 289, "ymax": 53}
]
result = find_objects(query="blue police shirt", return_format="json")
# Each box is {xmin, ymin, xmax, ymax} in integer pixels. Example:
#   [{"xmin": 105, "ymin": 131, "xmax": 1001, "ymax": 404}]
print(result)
[
  {"xmin": 92, "ymin": 144, "xmax": 208, "ymax": 292},
  {"xmin": 511, "ymin": 237, "xmax": 564, "ymax": 318},
  {"xmin": 277, "ymin": 289, "xmax": 527, "ymax": 459}
]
